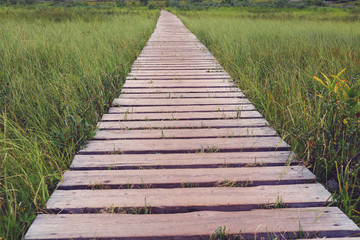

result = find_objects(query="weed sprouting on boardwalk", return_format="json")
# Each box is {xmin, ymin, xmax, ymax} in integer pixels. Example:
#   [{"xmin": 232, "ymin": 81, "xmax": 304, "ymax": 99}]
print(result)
[{"xmin": 0, "ymin": 7, "xmax": 159, "ymax": 239}]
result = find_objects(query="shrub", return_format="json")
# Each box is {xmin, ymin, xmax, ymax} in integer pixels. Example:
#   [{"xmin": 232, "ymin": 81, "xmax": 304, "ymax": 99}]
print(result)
[
  {"xmin": 117, "ymin": 0, "xmax": 127, "ymax": 7},
  {"xmin": 140, "ymin": 0, "xmax": 148, "ymax": 6},
  {"xmin": 312, "ymin": 69, "xmax": 360, "ymax": 219}
]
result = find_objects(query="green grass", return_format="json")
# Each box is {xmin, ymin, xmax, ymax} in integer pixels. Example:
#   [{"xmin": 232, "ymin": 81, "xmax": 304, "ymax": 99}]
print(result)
[
  {"xmin": 0, "ymin": 7, "xmax": 159, "ymax": 239},
  {"xmin": 174, "ymin": 7, "xmax": 360, "ymax": 224}
]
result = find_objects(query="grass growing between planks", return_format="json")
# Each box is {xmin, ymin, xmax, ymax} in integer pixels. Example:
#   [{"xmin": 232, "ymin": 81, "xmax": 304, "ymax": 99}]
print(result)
[
  {"xmin": 174, "ymin": 7, "xmax": 360, "ymax": 224},
  {"xmin": 0, "ymin": 7, "xmax": 159, "ymax": 239}
]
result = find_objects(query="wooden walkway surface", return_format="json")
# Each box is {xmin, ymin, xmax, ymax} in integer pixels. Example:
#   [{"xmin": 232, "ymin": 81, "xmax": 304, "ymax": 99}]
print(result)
[{"xmin": 25, "ymin": 10, "xmax": 360, "ymax": 239}]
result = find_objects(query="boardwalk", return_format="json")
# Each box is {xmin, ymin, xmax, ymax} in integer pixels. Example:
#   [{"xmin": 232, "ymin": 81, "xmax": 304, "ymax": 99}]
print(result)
[{"xmin": 25, "ymin": 10, "xmax": 360, "ymax": 239}]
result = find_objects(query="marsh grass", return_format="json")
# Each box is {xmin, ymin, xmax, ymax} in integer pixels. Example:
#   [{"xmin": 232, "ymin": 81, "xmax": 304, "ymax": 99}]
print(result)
[
  {"xmin": 0, "ymin": 7, "xmax": 159, "ymax": 239},
  {"xmin": 176, "ymin": 8, "xmax": 360, "ymax": 224}
]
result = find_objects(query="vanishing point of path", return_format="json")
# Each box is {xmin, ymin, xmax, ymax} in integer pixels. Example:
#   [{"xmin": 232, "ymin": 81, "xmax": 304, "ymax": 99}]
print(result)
[{"xmin": 25, "ymin": 10, "xmax": 360, "ymax": 239}]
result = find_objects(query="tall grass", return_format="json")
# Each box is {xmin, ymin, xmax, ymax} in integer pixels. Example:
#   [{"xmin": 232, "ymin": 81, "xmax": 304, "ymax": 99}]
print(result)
[
  {"xmin": 0, "ymin": 7, "xmax": 159, "ymax": 239},
  {"xmin": 175, "ymin": 8, "xmax": 360, "ymax": 224}
]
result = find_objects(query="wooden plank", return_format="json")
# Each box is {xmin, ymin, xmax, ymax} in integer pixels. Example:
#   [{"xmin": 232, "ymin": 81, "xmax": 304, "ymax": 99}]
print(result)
[
  {"xmin": 118, "ymin": 92, "xmax": 244, "ymax": 98},
  {"xmin": 132, "ymin": 63, "xmax": 221, "ymax": 66},
  {"xmin": 123, "ymin": 81, "xmax": 235, "ymax": 88},
  {"xmin": 24, "ymin": 207, "xmax": 360, "ymax": 239},
  {"xmin": 148, "ymin": 40, "xmax": 200, "ymax": 42},
  {"xmin": 126, "ymin": 76, "xmax": 231, "ymax": 81},
  {"xmin": 108, "ymin": 105, "xmax": 255, "ymax": 114},
  {"xmin": 59, "ymin": 166, "xmax": 314, "ymax": 189},
  {"xmin": 79, "ymin": 137, "xmax": 288, "ymax": 154},
  {"xmin": 138, "ymin": 53, "xmax": 213, "ymax": 57},
  {"xmin": 141, "ymin": 47, "xmax": 205, "ymax": 50},
  {"xmin": 98, "ymin": 119, "xmax": 269, "ymax": 130},
  {"xmin": 131, "ymin": 67, "xmax": 224, "ymax": 70},
  {"xmin": 298, "ymin": 238, "xmax": 360, "ymax": 240},
  {"xmin": 93, "ymin": 127, "xmax": 276, "ymax": 140},
  {"xmin": 70, "ymin": 151, "xmax": 296, "ymax": 170},
  {"xmin": 134, "ymin": 60, "xmax": 218, "ymax": 64},
  {"xmin": 132, "ymin": 64, "xmax": 222, "ymax": 68},
  {"xmin": 136, "ymin": 56, "xmax": 216, "ymax": 62},
  {"xmin": 47, "ymin": 184, "xmax": 330, "ymax": 213},
  {"xmin": 129, "ymin": 72, "xmax": 228, "ymax": 77},
  {"xmin": 129, "ymin": 69, "xmax": 224, "ymax": 73},
  {"xmin": 113, "ymin": 98, "xmax": 250, "ymax": 106},
  {"xmin": 120, "ymin": 88, "xmax": 241, "ymax": 93},
  {"xmin": 101, "ymin": 111, "xmax": 262, "ymax": 121},
  {"xmin": 130, "ymin": 65, "xmax": 221, "ymax": 69},
  {"xmin": 140, "ymin": 45, "xmax": 206, "ymax": 47},
  {"xmin": 139, "ymin": 51, "xmax": 210, "ymax": 54},
  {"xmin": 133, "ymin": 62, "xmax": 219, "ymax": 65}
]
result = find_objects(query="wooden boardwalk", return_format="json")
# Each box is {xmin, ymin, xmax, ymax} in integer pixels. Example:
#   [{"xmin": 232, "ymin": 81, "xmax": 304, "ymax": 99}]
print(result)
[{"xmin": 25, "ymin": 10, "xmax": 360, "ymax": 239}]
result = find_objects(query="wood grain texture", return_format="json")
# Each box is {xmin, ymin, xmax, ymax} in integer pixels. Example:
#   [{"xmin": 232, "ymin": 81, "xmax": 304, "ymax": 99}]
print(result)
[
  {"xmin": 120, "ymin": 87, "xmax": 241, "ymax": 93},
  {"xmin": 108, "ymin": 104, "xmax": 255, "ymax": 113},
  {"xmin": 25, "ymin": 207, "xmax": 360, "ymax": 239},
  {"xmin": 59, "ymin": 166, "xmax": 314, "ymax": 189},
  {"xmin": 93, "ymin": 127, "xmax": 277, "ymax": 139},
  {"xmin": 119, "ymin": 92, "xmax": 244, "ymax": 99},
  {"xmin": 79, "ymin": 136, "xmax": 289, "ymax": 154},
  {"xmin": 47, "ymin": 184, "xmax": 330, "ymax": 213},
  {"xmin": 123, "ymin": 81, "xmax": 235, "ymax": 88},
  {"xmin": 128, "ymin": 73, "xmax": 229, "ymax": 78},
  {"xmin": 113, "ymin": 98, "xmax": 250, "ymax": 106},
  {"xmin": 101, "ymin": 111, "xmax": 263, "ymax": 121},
  {"xmin": 70, "ymin": 151, "xmax": 296, "ymax": 170},
  {"xmin": 98, "ymin": 119, "xmax": 270, "ymax": 130}
]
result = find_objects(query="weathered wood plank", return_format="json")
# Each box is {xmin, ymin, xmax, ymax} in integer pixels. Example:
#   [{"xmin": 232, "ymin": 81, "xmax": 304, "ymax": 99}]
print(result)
[
  {"xmin": 93, "ymin": 127, "xmax": 276, "ymax": 140},
  {"xmin": 139, "ymin": 48, "xmax": 207, "ymax": 52},
  {"xmin": 59, "ymin": 166, "xmax": 314, "ymax": 189},
  {"xmin": 131, "ymin": 66, "xmax": 223, "ymax": 70},
  {"xmin": 298, "ymin": 238, "xmax": 360, "ymax": 240},
  {"xmin": 129, "ymin": 70, "xmax": 225, "ymax": 74},
  {"xmin": 129, "ymin": 73, "xmax": 228, "ymax": 77},
  {"xmin": 70, "ymin": 151, "xmax": 295, "ymax": 170},
  {"xmin": 135, "ymin": 58, "xmax": 217, "ymax": 62},
  {"xmin": 132, "ymin": 63, "xmax": 221, "ymax": 67},
  {"xmin": 133, "ymin": 60, "xmax": 218, "ymax": 64},
  {"xmin": 123, "ymin": 81, "xmax": 235, "ymax": 88},
  {"xmin": 139, "ymin": 52, "xmax": 211, "ymax": 55},
  {"xmin": 120, "ymin": 88, "xmax": 241, "ymax": 93},
  {"xmin": 25, "ymin": 207, "xmax": 360, "ymax": 239},
  {"xmin": 101, "ymin": 111, "xmax": 262, "ymax": 121},
  {"xmin": 126, "ymin": 77, "xmax": 231, "ymax": 81},
  {"xmin": 138, "ymin": 54, "xmax": 213, "ymax": 57},
  {"xmin": 98, "ymin": 119, "xmax": 269, "ymax": 130},
  {"xmin": 113, "ymin": 98, "xmax": 250, "ymax": 106},
  {"xmin": 79, "ymin": 136, "xmax": 288, "ymax": 154},
  {"xmin": 47, "ymin": 184, "xmax": 330, "ymax": 213},
  {"xmin": 118, "ymin": 92, "xmax": 244, "ymax": 99},
  {"xmin": 108, "ymin": 105, "xmax": 255, "ymax": 114}
]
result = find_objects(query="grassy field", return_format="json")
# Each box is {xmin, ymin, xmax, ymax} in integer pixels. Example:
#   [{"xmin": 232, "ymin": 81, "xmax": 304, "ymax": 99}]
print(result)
[
  {"xmin": 174, "ymin": 7, "xmax": 360, "ymax": 225},
  {"xmin": 0, "ymin": 7, "xmax": 159, "ymax": 239}
]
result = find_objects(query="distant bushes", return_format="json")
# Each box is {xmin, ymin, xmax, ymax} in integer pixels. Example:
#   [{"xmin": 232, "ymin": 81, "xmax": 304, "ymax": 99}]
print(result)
[
  {"xmin": 164, "ymin": 0, "xmax": 324, "ymax": 10},
  {"xmin": 0, "ymin": 0, "xmax": 37, "ymax": 5}
]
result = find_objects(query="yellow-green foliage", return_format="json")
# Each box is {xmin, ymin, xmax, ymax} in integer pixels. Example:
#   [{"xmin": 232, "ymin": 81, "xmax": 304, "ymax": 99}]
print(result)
[
  {"xmin": 313, "ymin": 69, "xmax": 360, "ymax": 114},
  {"xmin": 0, "ymin": 7, "xmax": 159, "ymax": 239},
  {"xmin": 175, "ymin": 8, "xmax": 360, "ymax": 224}
]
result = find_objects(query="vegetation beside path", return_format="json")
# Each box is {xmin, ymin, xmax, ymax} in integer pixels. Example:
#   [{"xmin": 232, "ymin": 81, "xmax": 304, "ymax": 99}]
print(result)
[
  {"xmin": 0, "ymin": 7, "xmax": 159, "ymax": 239},
  {"xmin": 175, "ymin": 7, "xmax": 360, "ymax": 225}
]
